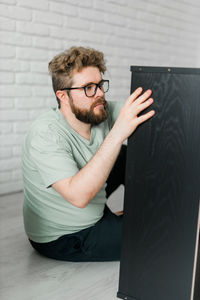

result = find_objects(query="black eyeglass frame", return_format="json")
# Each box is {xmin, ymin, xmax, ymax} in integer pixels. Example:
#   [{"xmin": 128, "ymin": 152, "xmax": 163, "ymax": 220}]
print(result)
[{"xmin": 60, "ymin": 79, "xmax": 109, "ymax": 97}]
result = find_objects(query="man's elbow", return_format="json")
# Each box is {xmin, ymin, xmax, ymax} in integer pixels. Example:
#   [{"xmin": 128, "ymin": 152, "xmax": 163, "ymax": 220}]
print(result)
[
  {"xmin": 75, "ymin": 202, "xmax": 87, "ymax": 209},
  {"xmin": 68, "ymin": 193, "xmax": 93, "ymax": 209}
]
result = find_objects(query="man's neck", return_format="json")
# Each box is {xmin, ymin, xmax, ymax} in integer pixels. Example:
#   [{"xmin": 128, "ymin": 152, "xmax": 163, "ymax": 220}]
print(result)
[{"xmin": 60, "ymin": 107, "xmax": 91, "ymax": 141}]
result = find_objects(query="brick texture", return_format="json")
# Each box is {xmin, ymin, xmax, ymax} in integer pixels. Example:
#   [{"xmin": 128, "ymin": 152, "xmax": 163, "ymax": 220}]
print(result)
[{"xmin": 1, "ymin": 0, "xmax": 200, "ymax": 195}]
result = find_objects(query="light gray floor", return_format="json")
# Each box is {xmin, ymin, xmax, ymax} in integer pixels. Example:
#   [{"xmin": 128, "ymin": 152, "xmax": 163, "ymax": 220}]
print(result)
[{"xmin": 0, "ymin": 188, "xmax": 124, "ymax": 300}]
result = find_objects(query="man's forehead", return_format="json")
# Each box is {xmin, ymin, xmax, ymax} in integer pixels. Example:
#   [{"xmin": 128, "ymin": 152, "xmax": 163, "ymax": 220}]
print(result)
[{"xmin": 72, "ymin": 66, "xmax": 102, "ymax": 85}]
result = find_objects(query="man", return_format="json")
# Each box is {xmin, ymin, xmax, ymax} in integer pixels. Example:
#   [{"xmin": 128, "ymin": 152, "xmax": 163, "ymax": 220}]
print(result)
[{"xmin": 22, "ymin": 46, "xmax": 155, "ymax": 262}]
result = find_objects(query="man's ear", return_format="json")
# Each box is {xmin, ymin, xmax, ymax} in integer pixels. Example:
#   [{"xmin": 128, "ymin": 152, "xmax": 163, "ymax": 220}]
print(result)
[{"xmin": 56, "ymin": 90, "xmax": 69, "ymax": 106}]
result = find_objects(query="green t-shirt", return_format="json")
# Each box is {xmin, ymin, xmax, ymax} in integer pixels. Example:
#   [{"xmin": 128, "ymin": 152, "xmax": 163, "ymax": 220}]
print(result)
[{"xmin": 22, "ymin": 101, "xmax": 123, "ymax": 243}]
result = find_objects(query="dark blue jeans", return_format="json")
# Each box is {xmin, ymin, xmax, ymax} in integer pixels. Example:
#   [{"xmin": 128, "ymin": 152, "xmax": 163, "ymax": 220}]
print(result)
[{"xmin": 29, "ymin": 145, "xmax": 127, "ymax": 262}]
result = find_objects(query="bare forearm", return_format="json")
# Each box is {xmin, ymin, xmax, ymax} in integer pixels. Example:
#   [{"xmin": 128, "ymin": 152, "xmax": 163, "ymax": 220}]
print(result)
[{"xmin": 69, "ymin": 130, "xmax": 123, "ymax": 207}]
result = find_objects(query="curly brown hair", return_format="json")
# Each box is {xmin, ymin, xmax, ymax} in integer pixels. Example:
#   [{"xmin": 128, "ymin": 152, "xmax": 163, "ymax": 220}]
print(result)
[{"xmin": 48, "ymin": 46, "xmax": 107, "ymax": 107}]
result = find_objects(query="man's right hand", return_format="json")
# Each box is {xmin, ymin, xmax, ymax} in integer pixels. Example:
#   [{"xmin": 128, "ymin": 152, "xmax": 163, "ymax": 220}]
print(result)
[{"xmin": 111, "ymin": 87, "xmax": 155, "ymax": 144}]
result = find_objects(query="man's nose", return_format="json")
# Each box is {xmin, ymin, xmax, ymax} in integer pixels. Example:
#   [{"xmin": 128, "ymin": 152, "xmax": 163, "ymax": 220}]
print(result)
[{"xmin": 95, "ymin": 86, "xmax": 104, "ymax": 98}]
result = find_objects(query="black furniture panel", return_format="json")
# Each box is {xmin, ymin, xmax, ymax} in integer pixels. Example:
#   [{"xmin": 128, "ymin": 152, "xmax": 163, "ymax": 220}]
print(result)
[{"xmin": 117, "ymin": 66, "xmax": 200, "ymax": 300}]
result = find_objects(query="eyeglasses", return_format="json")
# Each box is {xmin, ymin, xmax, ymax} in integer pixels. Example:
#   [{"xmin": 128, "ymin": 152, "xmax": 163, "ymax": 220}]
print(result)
[{"xmin": 60, "ymin": 79, "xmax": 109, "ymax": 97}]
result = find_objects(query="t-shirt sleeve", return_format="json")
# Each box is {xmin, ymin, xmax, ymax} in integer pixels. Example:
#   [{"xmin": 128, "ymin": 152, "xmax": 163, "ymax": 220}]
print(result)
[
  {"xmin": 107, "ymin": 101, "xmax": 124, "ymax": 127},
  {"xmin": 28, "ymin": 129, "xmax": 79, "ymax": 188}
]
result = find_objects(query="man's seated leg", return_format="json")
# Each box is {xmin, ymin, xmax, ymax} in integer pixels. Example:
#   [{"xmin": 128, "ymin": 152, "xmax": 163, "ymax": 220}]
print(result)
[{"xmin": 29, "ymin": 206, "xmax": 123, "ymax": 262}]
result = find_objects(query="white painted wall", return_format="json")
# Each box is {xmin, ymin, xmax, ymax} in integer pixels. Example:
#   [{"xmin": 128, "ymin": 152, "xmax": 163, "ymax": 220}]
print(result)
[{"xmin": 1, "ymin": 0, "xmax": 200, "ymax": 195}]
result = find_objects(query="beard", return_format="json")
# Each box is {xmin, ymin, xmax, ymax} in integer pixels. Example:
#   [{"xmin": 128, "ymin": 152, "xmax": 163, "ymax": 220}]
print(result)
[{"xmin": 69, "ymin": 96, "xmax": 108, "ymax": 126}]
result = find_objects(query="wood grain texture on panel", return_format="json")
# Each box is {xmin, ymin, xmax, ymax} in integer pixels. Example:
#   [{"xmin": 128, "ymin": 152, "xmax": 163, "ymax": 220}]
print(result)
[{"xmin": 118, "ymin": 67, "xmax": 200, "ymax": 300}]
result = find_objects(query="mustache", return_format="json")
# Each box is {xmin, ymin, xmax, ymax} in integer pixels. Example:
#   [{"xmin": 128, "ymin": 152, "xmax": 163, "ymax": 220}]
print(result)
[{"xmin": 91, "ymin": 98, "xmax": 107, "ymax": 110}]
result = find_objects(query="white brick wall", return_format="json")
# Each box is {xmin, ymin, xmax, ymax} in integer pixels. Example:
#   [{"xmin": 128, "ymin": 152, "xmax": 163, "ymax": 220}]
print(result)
[{"xmin": 1, "ymin": 0, "xmax": 200, "ymax": 195}]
